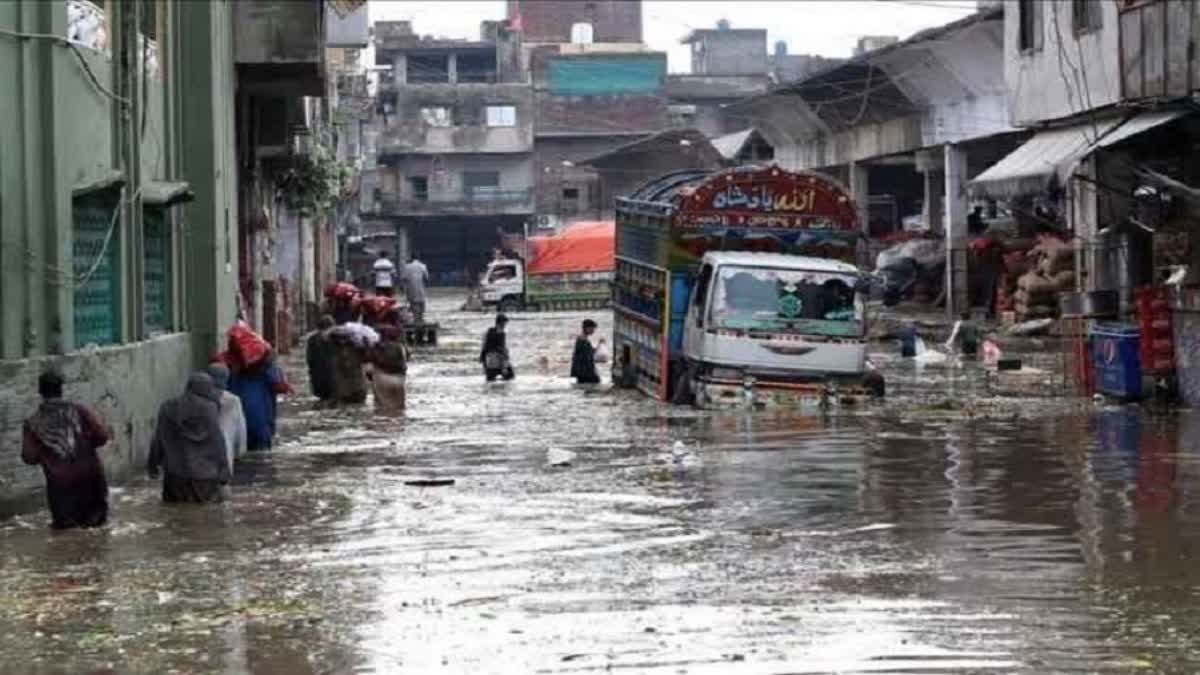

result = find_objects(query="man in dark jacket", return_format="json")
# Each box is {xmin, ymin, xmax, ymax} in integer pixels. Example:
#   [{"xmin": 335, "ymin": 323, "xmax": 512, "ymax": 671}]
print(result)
[
  {"xmin": 571, "ymin": 319, "xmax": 601, "ymax": 384},
  {"xmin": 306, "ymin": 315, "xmax": 337, "ymax": 402},
  {"xmin": 22, "ymin": 370, "xmax": 111, "ymax": 529},
  {"xmin": 148, "ymin": 372, "xmax": 231, "ymax": 503}
]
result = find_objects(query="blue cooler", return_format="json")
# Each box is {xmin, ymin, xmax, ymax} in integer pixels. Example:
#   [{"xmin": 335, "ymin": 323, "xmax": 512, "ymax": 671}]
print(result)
[{"xmin": 1091, "ymin": 323, "xmax": 1143, "ymax": 400}]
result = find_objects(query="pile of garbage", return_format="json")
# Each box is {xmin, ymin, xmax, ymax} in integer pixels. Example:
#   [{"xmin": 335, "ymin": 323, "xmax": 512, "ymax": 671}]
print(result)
[
  {"xmin": 875, "ymin": 237, "xmax": 945, "ymax": 306},
  {"xmin": 1007, "ymin": 236, "xmax": 1075, "ymax": 321}
]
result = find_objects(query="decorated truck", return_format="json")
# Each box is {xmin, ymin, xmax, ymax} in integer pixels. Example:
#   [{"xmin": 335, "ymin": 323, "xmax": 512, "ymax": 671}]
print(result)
[
  {"xmin": 479, "ymin": 221, "xmax": 615, "ymax": 312},
  {"xmin": 611, "ymin": 166, "xmax": 877, "ymax": 407}
]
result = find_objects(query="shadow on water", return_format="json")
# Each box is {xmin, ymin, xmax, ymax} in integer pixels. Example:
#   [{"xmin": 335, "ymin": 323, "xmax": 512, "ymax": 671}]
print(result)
[{"xmin": 3, "ymin": 294, "xmax": 1200, "ymax": 672}]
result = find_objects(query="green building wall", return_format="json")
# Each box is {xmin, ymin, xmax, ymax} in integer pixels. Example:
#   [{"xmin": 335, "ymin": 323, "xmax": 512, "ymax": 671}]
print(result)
[{"xmin": 0, "ymin": 0, "xmax": 239, "ymax": 511}]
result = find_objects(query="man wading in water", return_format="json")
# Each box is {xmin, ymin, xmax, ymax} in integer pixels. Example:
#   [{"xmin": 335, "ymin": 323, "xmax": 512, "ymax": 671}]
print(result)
[
  {"xmin": 480, "ymin": 314, "xmax": 514, "ymax": 382},
  {"xmin": 21, "ymin": 370, "xmax": 112, "ymax": 529}
]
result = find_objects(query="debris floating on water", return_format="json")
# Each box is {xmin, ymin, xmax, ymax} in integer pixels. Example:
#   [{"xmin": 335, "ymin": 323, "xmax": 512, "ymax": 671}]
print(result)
[
  {"xmin": 404, "ymin": 478, "xmax": 456, "ymax": 487},
  {"xmin": 546, "ymin": 447, "xmax": 576, "ymax": 467}
]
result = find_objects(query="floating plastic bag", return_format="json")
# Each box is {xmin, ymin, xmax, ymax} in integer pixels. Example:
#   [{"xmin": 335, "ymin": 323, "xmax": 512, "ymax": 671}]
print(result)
[
  {"xmin": 982, "ymin": 339, "xmax": 1002, "ymax": 368},
  {"xmin": 594, "ymin": 339, "xmax": 610, "ymax": 364}
]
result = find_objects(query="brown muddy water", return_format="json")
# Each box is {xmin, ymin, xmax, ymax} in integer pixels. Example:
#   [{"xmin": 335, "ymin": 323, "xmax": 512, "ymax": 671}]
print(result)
[{"xmin": 2, "ymin": 293, "xmax": 1200, "ymax": 674}]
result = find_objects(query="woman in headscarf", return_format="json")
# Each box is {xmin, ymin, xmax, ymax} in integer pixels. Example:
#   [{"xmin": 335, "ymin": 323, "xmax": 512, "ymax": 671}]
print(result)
[
  {"xmin": 147, "ymin": 372, "xmax": 231, "ymax": 503},
  {"xmin": 222, "ymin": 322, "xmax": 289, "ymax": 451},
  {"xmin": 21, "ymin": 370, "xmax": 111, "ymax": 529},
  {"xmin": 206, "ymin": 363, "xmax": 248, "ymax": 473}
]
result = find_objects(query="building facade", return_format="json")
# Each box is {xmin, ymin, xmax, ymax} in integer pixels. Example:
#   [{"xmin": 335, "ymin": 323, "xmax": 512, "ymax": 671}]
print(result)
[
  {"xmin": 370, "ymin": 20, "xmax": 534, "ymax": 285},
  {"xmin": 0, "ymin": 0, "xmax": 242, "ymax": 507},
  {"xmin": 507, "ymin": 0, "xmax": 642, "ymax": 44},
  {"xmin": 970, "ymin": 0, "xmax": 1200, "ymax": 311},
  {"xmin": 727, "ymin": 7, "xmax": 1022, "ymax": 313}
]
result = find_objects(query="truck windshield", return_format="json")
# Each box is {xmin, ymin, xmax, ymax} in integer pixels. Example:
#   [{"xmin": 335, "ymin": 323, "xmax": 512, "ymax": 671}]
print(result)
[{"xmin": 709, "ymin": 265, "xmax": 862, "ymax": 337}]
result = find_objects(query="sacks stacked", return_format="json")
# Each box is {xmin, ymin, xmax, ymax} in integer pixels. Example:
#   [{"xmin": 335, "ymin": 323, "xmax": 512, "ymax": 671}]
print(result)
[{"xmin": 1012, "ymin": 237, "xmax": 1075, "ymax": 320}]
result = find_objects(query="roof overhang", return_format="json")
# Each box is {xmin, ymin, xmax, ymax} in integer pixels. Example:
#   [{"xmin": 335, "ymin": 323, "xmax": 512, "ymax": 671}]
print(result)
[
  {"xmin": 970, "ymin": 111, "xmax": 1187, "ymax": 199},
  {"xmin": 142, "ymin": 181, "xmax": 195, "ymax": 207}
]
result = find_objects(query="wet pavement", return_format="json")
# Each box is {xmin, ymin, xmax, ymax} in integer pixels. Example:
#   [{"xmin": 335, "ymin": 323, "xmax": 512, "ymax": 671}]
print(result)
[{"xmin": 3, "ymin": 293, "xmax": 1200, "ymax": 674}]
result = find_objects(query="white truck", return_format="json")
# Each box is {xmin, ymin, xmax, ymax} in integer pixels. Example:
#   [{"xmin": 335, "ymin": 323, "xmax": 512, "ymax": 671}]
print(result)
[
  {"xmin": 675, "ymin": 252, "xmax": 873, "ymax": 407},
  {"xmin": 611, "ymin": 165, "xmax": 879, "ymax": 408},
  {"xmin": 478, "ymin": 221, "xmax": 614, "ymax": 312}
]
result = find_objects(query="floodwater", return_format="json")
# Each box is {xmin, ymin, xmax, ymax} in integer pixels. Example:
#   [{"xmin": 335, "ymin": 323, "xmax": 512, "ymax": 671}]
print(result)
[{"xmin": 3, "ymin": 293, "xmax": 1200, "ymax": 674}]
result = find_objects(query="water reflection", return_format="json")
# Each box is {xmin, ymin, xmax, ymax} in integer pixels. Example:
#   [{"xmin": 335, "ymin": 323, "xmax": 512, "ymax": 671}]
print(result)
[{"xmin": 1, "ymin": 296, "xmax": 1200, "ymax": 672}]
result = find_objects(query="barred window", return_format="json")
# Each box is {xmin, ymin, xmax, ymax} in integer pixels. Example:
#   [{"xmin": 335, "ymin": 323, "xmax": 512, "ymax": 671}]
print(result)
[{"xmin": 73, "ymin": 190, "xmax": 122, "ymax": 348}]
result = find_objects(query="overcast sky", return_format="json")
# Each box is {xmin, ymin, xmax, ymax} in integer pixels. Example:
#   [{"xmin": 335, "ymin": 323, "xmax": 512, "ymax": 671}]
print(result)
[{"xmin": 368, "ymin": 0, "xmax": 980, "ymax": 73}]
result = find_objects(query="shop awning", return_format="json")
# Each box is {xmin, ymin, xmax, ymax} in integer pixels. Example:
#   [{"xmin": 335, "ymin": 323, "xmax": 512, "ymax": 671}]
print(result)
[
  {"xmin": 1091, "ymin": 109, "xmax": 1187, "ymax": 150},
  {"xmin": 969, "ymin": 118, "xmax": 1123, "ymax": 199}
]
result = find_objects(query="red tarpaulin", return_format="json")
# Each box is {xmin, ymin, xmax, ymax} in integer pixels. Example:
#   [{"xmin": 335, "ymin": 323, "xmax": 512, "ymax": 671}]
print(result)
[{"xmin": 526, "ymin": 221, "xmax": 615, "ymax": 275}]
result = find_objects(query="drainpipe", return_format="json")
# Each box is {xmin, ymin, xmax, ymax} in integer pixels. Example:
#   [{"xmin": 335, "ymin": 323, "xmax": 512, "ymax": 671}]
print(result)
[{"xmin": 119, "ymin": 0, "xmax": 143, "ymax": 341}]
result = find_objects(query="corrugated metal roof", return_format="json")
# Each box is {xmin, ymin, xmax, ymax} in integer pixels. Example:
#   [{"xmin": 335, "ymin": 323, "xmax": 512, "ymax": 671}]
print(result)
[
  {"xmin": 1092, "ymin": 110, "xmax": 1187, "ymax": 150},
  {"xmin": 970, "ymin": 110, "xmax": 1188, "ymax": 198},
  {"xmin": 711, "ymin": 129, "xmax": 754, "ymax": 159},
  {"xmin": 968, "ymin": 118, "xmax": 1124, "ymax": 199}
]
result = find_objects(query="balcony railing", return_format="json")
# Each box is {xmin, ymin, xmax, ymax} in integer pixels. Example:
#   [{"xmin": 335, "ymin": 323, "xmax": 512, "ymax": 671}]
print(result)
[{"xmin": 377, "ymin": 189, "xmax": 533, "ymax": 213}]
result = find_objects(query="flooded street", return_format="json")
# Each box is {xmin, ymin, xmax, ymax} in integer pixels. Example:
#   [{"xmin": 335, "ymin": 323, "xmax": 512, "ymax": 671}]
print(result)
[{"xmin": 4, "ymin": 293, "xmax": 1200, "ymax": 674}]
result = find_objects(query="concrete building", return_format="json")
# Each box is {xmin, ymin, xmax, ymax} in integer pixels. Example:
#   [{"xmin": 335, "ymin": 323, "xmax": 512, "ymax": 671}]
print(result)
[
  {"xmin": 232, "ymin": 1, "xmax": 361, "ymax": 347},
  {"xmin": 371, "ymin": 20, "xmax": 534, "ymax": 285},
  {"xmin": 969, "ymin": 1, "xmax": 1200, "ymax": 316},
  {"xmin": 0, "ymin": 0, "xmax": 243, "ymax": 508},
  {"xmin": 666, "ymin": 21, "xmax": 771, "ymax": 138},
  {"xmin": 507, "ymin": 0, "xmax": 642, "ymax": 44},
  {"xmin": 530, "ymin": 41, "xmax": 669, "ymax": 227},
  {"xmin": 683, "ymin": 22, "xmax": 768, "ymax": 76},
  {"xmin": 726, "ymin": 7, "xmax": 1023, "ymax": 314},
  {"xmin": 769, "ymin": 41, "xmax": 843, "ymax": 85},
  {"xmin": 578, "ymin": 128, "xmax": 727, "ymax": 219}
]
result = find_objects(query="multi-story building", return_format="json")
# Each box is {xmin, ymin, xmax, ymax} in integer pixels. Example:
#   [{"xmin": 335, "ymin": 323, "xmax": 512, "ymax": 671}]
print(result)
[
  {"xmin": 233, "ymin": 0, "xmax": 359, "ymax": 344},
  {"xmin": 0, "ymin": 0, "xmax": 250, "ymax": 504},
  {"xmin": 507, "ymin": 0, "xmax": 642, "ymax": 44},
  {"xmin": 370, "ymin": 20, "xmax": 534, "ymax": 285},
  {"xmin": 970, "ymin": 1, "xmax": 1200, "ymax": 398},
  {"xmin": 667, "ymin": 22, "xmax": 772, "ymax": 138},
  {"xmin": 530, "ymin": 42, "xmax": 669, "ymax": 227},
  {"xmin": 727, "ymin": 7, "xmax": 1022, "ymax": 313}
]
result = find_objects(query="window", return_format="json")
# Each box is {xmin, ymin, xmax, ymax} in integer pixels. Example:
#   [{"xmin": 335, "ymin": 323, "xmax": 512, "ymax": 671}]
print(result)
[
  {"xmin": 408, "ymin": 176, "xmax": 429, "ymax": 201},
  {"xmin": 570, "ymin": 22, "xmax": 594, "ymax": 44},
  {"xmin": 709, "ymin": 266, "xmax": 861, "ymax": 337},
  {"xmin": 463, "ymin": 171, "xmax": 501, "ymax": 199},
  {"xmin": 1018, "ymin": 0, "xmax": 1043, "ymax": 52},
  {"xmin": 139, "ymin": 0, "xmax": 161, "ymax": 78},
  {"xmin": 67, "ymin": 0, "xmax": 109, "ymax": 53},
  {"xmin": 489, "ymin": 264, "xmax": 518, "ymax": 282},
  {"xmin": 1071, "ymin": 0, "xmax": 1102, "ymax": 34},
  {"xmin": 486, "ymin": 105, "xmax": 517, "ymax": 127},
  {"xmin": 561, "ymin": 187, "xmax": 580, "ymax": 213},
  {"xmin": 143, "ymin": 206, "xmax": 172, "ymax": 334},
  {"xmin": 420, "ymin": 107, "xmax": 451, "ymax": 127},
  {"xmin": 407, "ymin": 53, "xmax": 450, "ymax": 83},
  {"xmin": 692, "ymin": 263, "xmax": 714, "ymax": 326},
  {"xmin": 73, "ymin": 190, "xmax": 122, "ymax": 347}
]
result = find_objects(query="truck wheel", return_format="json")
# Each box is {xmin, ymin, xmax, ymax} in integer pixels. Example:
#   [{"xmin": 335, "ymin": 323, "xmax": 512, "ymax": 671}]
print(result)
[
  {"xmin": 499, "ymin": 297, "xmax": 522, "ymax": 313},
  {"xmin": 864, "ymin": 372, "xmax": 886, "ymax": 398},
  {"xmin": 670, "ymin": 360, "xmax": 696, "ymax": 406}
]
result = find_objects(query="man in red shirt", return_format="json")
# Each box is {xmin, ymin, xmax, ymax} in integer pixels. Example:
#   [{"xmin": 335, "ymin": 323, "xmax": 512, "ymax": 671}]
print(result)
[{"xmin": 22, "ymin": 370, "xmax": 111, "ymax": 529}]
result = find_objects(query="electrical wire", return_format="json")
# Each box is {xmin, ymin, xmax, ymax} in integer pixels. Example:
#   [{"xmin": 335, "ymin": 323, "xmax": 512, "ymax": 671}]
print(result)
[{"xmin": 0, "ymin": 26, "xmax": 131, "ymax": 106}]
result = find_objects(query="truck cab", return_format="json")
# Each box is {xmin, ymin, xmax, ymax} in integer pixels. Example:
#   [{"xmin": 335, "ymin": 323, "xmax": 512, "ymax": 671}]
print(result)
[
  {"xmin": 479, "ymin": 258, "xmax": 525, "ymax": 312},
  {"xmin": 679, "ymin": 252, "xmax": 869, "ymax": 407}
]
